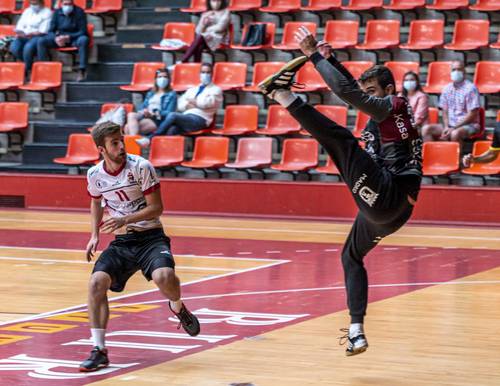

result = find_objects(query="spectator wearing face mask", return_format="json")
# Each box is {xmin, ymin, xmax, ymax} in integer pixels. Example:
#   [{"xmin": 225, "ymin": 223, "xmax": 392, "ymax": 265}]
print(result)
[
  {"xmin": 36, "ymin": 0, "xmax": 89, "ymax": 81},
  {"xmin": 124, "ymin": 68, "xmax": 177, "ymax": 136},
  {"xmin": 10, "ymin": 0, "xmax": 52, "ymax": 76},
  {"xmin": 136, "ymin": 62, "xmax": 222, "ymax": 148},
  {"xmin": 422, "ymin": 61, "xmax": 481, "ymax": 142},
  {"xmin": 399, "ymin": 71, "xmax": 429, "ymax": 132}
]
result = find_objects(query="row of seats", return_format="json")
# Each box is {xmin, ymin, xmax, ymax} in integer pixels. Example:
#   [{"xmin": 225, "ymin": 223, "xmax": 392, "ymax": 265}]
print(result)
[
  {"xmin": 0, "ymin": 0, "xmax": 122, "ymax": 15},
  {"xmin": 53, "ymin": 133, "xmax": 500, "ymax": 176},
  {"xmin": 181, "ymin": 0, "xmax": 500, "ymax": 13},
  {"xmin": 120, "ymin": 60, "xmax": 500, "ymax": 95}
]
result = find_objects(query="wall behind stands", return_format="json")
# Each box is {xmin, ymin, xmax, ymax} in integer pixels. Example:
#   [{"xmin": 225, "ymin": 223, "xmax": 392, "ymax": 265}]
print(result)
[{"xmin": 1, "ymin": 173, "xmax": 499, "ymax": 225}]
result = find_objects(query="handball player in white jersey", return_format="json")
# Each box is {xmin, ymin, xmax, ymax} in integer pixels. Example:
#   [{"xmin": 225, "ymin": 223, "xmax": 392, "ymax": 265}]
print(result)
[{"xmin": 79, "ymin": 121, "xmax": 200, "ymax": 372}]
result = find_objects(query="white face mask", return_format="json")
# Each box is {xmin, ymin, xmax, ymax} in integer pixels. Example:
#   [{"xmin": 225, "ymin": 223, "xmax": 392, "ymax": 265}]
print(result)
[
  {"xmin": 156, "ymin": 77, "xmax": 169, "ymax": 89},
  {"xmin": 450, "ymin": 70, "xmax": 464, "ymax": 83},
  {"xmin": 31, "ymin": 4, "xmax": 41, "ymax": 12},
  {"xmin": 62, "ymin": 5, "xmax": 73, "ymax": 15},
  {"xmin": 403, "ymin": 80, "xmax": 417, "ymax": 92},
  {"xmin": 200, "ymin": 73, "xmax": 212, "ymax": 86}
]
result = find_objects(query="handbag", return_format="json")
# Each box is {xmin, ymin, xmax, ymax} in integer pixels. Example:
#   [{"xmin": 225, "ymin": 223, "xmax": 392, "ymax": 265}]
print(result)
[{"xmin": 241, "ymin": 23, "xmax": 266, "ymax": 47}]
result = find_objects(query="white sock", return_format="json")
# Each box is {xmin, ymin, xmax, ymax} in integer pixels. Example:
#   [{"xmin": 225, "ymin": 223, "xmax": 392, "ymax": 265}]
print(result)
[
  {"xmin": 273, "ymin": 89, "xmax": 298, "ymax": 108},
  {"xmin": 170, "ymin": 299, "xmax": 183, "ymax": 313},
  {"xmin": 349, "ymin": 323, "xmax": 364, "ymax": 337},
  {"xmin": 91, "ymin": 328, "xmax": 106, "ymax": 349}
]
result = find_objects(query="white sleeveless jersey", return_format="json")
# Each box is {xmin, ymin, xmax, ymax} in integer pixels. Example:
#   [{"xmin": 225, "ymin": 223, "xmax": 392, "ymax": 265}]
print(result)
[{"xmin": 87, "ymin": 154, "xmax": 162, "ymax": 231}]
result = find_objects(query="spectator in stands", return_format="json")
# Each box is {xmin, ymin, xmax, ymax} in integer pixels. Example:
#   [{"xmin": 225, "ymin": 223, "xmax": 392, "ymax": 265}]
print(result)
[
  {"xmin": 36, "ymin": 0, "xmax": 89, "ymax": 81},
  {"xmin": 180, "ymin": 0, "xmax": 230, "ymax": 63},
  {"xmin": 422, "ymin": 61, "xmax": 481, "ymax": 142},
  {"xmin": 400, "ymin": 71, "xmax": 429, "ymax": 133},
  {"xmin": 10, "ymin": 0, "xmax": 52, "ymax": 76},
  {"xmin": 124, "ymin": 68, "xmax": 177, "ymax": 136},
  {"xmin": 136, "ymin": 63, "xmax": 222, "ymax": 148}
]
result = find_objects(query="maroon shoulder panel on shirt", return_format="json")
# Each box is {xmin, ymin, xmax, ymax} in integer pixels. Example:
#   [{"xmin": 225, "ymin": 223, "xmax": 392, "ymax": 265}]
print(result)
[
  {"xmin": 143, "ymin": 183, "xmax": 161, "ymax": 196},
  {"xmin": 378, "ymin": 96, "xmax": 419, "ymax": 143}
]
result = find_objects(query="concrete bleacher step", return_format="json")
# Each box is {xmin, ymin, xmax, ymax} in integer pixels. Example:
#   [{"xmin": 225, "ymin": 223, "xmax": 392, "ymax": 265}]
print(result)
[
  {"xmin": 86, "ymin": 63, "xmax": 135, "ymax": 83},
  {"xmin": 22, "ymin": 143, "xmax": 67, "ymax": 164},
  {"xmin": 97, "ymin": 43, "xmax": 163, "ymax": 63},
  {"xmin": 32, "ymin": 121, "xmax": 93, "ymax": 143},
  {"xmin": 0, "ymin": 163, "xmax": 71, "ymax": 174},
  {"xmin": 66, "ymin": 82, "xmax": 131, "ymax": 103},
  {"xmin": 126, "ymin": 9, "xmax": 190, "ymax": 27},
  {"xmin": 116, "ymin": 26, "xmax": 164, "ymax": 44},
  {"xmin": 55, "ymin": 102, "xmax": 104, "ymax": 121}
]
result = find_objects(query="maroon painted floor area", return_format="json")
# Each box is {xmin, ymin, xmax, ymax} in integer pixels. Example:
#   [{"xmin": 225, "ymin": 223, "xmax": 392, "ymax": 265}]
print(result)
[{"xmin": 0, "ymin": 230, "xmax": 499, "ymax": 384}]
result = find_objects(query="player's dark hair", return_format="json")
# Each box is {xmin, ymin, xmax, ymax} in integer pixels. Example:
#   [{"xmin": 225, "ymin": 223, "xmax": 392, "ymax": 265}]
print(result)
[
  {"xmin": 206, "ymin": 0, "xmax": 227, "ymax": 10},
  {"xmin": 91, "ymin": 121, "xmax": 121, "ymax": 147},
  {"xmin": 359, "ymin": 65, "xmax": 396, "ymax": 93}
]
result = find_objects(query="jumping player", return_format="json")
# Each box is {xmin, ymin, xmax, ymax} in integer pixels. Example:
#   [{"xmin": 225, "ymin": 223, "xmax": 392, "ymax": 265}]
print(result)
[
  {"xmin": 259, "ymin": 27, "xmax": 422, "ymax": 356},
  {"xmin": 80, "ymin": 121, "xmax": 200, "ymax": 372}
]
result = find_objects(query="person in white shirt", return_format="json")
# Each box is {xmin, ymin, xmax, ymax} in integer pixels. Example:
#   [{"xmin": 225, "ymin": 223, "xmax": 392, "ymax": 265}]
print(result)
[
  {"xmin": 10, "ymin": 0, "xmax": 52, "ymax": 73},
  {"xmin": 80, "ymin": 121, "xmax": 200, "ymax": 372},
  {"xmin": 136, "ymin": 62, "xmax": 223, "ymax": 148}
]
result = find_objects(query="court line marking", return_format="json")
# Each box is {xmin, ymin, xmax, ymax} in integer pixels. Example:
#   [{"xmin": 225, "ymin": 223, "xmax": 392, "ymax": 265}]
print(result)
[
  {"xmin": 0, "ymin": 217, "xmax": 499, "ymax": 241},
  {"xmin": 0, "ymin": 258, "xmax": 290, "ymax": 326}
]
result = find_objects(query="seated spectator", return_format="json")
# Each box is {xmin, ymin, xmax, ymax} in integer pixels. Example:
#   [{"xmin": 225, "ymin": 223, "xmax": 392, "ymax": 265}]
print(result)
[
  {"xmin": 10, "ymin": 0, "xmax": 52, "ymax": 76},
  {"xmin": 136, "ymin": 63, "xmax": 222, "ymax": 148},
  {"xmin": 37, "ymin": 0, "xmax": 89, "ymax": 81},
  {"xmin": 124, "ymin": 68, "xmax": 177, "ymax": 136},
  {"xmin": 400, "ymin": 71, "xmax": 429, "ymax": 132},
  {"xmin": 180, "ymin": 0, "xmax": 230, "ymax": 63},
  {"xmin": 422, "ymin": 61, "xmax": 481, "ymax": 142}
]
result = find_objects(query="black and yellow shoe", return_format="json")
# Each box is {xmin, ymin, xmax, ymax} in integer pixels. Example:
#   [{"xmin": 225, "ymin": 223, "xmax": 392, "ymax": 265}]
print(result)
[
  {"xmin": 258, "ymin": 56, "xmax": 308, "ymax": 96},
  {"xmin": 339, "ymin": 328, "xmax": 369, "ymax": 357}
]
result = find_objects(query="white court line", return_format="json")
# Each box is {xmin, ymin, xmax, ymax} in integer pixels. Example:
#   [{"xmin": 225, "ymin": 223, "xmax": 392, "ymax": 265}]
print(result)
[{"xmin": 0, "ymin": 258, "xmax": 289, "ymax": 326}]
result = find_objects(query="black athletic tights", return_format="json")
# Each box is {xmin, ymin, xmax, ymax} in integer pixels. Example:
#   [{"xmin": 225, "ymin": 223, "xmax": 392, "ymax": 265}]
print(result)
[{"xmin": 288, "ymin": 99, "xmax": 416, "ymax": 323}]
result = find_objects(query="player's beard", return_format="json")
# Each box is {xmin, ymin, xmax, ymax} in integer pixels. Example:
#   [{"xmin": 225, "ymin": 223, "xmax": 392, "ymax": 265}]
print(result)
[{"xmin": 107, "ymin": 151, "xmax": 126, "ymax": 164}]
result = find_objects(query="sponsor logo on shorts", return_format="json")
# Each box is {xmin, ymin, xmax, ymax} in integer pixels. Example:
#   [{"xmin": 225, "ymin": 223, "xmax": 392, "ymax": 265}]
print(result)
[{"xmin": 359, "ymin": 186, "xmax": 379, "ymax": 207}]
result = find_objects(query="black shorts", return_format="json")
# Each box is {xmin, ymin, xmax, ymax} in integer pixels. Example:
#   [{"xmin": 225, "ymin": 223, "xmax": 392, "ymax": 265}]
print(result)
[{"xmin": 93, "ymin": 228, "xmax": 175, "ymax": 292}]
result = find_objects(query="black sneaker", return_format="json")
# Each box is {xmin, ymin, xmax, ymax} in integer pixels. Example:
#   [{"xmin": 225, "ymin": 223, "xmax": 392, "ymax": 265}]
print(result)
[
  {"xmin": 258, "ymin": 56, "xmax": 308, "ymax": 96},
  {"xmin": 169, "ymin": 302, "xmax": 201, "ymax": 337},
  {"xmin": 79, "ymin": 346, "xmax": 109, "ymax": 372},
  {"xmin": 338, "ymin": 328, "xmax": 368, "ymax": 357}
]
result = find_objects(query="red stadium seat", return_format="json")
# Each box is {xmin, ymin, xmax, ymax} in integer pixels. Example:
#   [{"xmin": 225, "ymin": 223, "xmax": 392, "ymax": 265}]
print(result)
[
  {"xmin": 213, "ymin": 62, "xmax": 247, "ymax": 91},
  {"xmin": 426, "ymin": 0, "xmax": 468, "ymax": 10},
  {"xmin": 225, "ymin": 137, "xmax": 273, "ymax": 169},
  {"xmin": 123, "ymin": 135, "xmax": 142, "ymax": 156},
  {"xmin": 383, "ymin": 0, "xmax": 425, "ymax": 10},
  {"xmin": 422, "ymin": 142, "xmax": 460, "ymax": 176},
  {"xmin": 53, "ymin": 134, "xmax": 99, "ymax": 165},
  {"xmin": 87, "ymin": 0, "xmax": 123, "ymax": 13},
  {"xmin": 428, "ymin": 107, "xmax": 439, "ymax": 124},
  {"xmin": 462, "ymin": 141, "xmax": 500, "ymax": 175},
  {"xmin": 353, "ymin": 110, "xmax": 370, "ymax": 137},
  {"xmin": 341, "ymin": 0, "xmax": 383, "ymax": 11},
  {"xmin": 384, "ymin": 61, "xmax": 420, "ymax": 92},
  {"xmin": 182, "ymin": 137, "xmax": 230, "ymax": 169},
  {"xmin": 87, "ymin": 103, "xmax": 135, "ymax": 131},
  {"xmin": 355, "ymin": 20, "xmax": 400, "ymax": 51},
  {"xmin": 473, "ymin": 61, "xmax": 500, "ymax": 94},
  {"xmin": 399, "ymin": 19, "xmax": 444, "ymax": 51},
  {"xmin": 272, "ymin": 22, "xmax": 317, "ymax": 51},
  {"xmin": 243, "ymin": 61, "xmax": 284, "ymax": 92},
  {"xmin": 0, "ymin": 63, "xmax": 25, "ymax": 91},
  {"xmin": 212, "ymin": 105, "xmax": 259, "ymax": 136},
  {"xmin": 444, "ymin": 19, "xmax": 490, "ymax": 51},
  {"xmin": 300, "ymin": 105, "xmax": 347, "ymax": 136},
  {"xmin": 151, "ymin": 23, "xmax": 196, "ymax": 51},
  {"xmin": 180, "ymin": 0, "xmax": 206, "ymax": 13},
  {"xmin": 341, "ymin": 61, "xmax": 374, "ymax": 80},
  {"xmin": 271, "ymin": 139, "xmax": 318, "ymax": 172},
  {"xmin": 302, "ymin": 0, "xmax": 341, "ymax": 11},
  {"xmin": 0, "ymin": 101, "xmax": 28, "ymax": 134},
  {"xmin": 259, "ymin": 0, "xmax": 301, "ymax": 13},
  {"xmin": 171, "ymin": 62, "xmax": 202, "ymax": 92},
  {"xmin": 294, "ymin": 62, "xmax": 328, "ymax": 92},
  {"xmin": 316, "ymin": 156, "xmax": 340, "ymax": 174},
  {"xmin": 228, "ymin": 0, "xmax": 261, "ymax": 11},
  {"xmin": 324, "ymin": 20, "xmax": 359, "ymax": 50},
  {"xmin": 470, "ymin": 0, "xmax": 500, "ymax": 11},
  {"xmin": 120, "ymin": 62, "xmax": 165, "ymax": 92},
  {"xmin": 0, "ymin": 25, "xmax": 15, "ymax": 38},
  {"xmin": 0, "ymin": 0, "xmax": 16, "ymax": 14},
  {"xmin": 256, "ymin": 105, "xmax": 301, "ymax": 136},
  {"xmin": 149, "ymin": 136, "xmax": 185, "ymax": 168},
  {"xmin": 20, "ymin": 62, "xmax": 62, "ymax": 91},
  {"xmin": 423, "ymin": 61, "xmax": 452, "ymax": 94},
  {"xmin": 231, "ymin": 22, "xmax": 276, "ymax": 51}
]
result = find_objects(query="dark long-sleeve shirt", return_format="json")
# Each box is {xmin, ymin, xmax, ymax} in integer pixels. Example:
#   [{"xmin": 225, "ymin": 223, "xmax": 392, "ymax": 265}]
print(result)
[{"xmin": 48, "ymin": 6, "xmax": 87, "ymax": 40}]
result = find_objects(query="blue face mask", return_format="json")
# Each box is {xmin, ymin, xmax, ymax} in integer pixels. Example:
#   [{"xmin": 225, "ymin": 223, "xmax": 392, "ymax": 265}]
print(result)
[
  {"xmin": 62, "ymin": 5, "xmax": 73, "ymax": 15},
  {"xmin": 156, "ymin": 77, "xmax": 169, "ymax": 90},
  {"xmin": 200, "ymin": 73, "xmax": 212, "ymax": 86},
  {"xmin": 31, "ymin": 4, "xmax": 41, "ymax": 12}
]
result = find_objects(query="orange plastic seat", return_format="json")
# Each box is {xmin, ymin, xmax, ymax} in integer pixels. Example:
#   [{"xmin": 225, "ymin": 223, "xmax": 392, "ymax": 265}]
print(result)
[
  {"xmin": 272, "ymin": 22, "xmax": 317, "ymax": 51},
  {"xmin": 444, "ymin": 20, "xmax": 490, "ymax": 51},
  {"xmin": 231, "ymin": 22, "xmax": 276, "ymax": 51},
  {"xmin": 462, "ymin": 141, "xmax": 500, "ymax": 175},
  {"xmin": 303, "ymin": 0, "xmax": 341, "ymax": 11},
  {"xmin": 271, "ymin": 138, "xmax": 318, "ymax": 171},
  {"xmin": 180, "ymin": 0, "xmax": 206, "ymax": 13},
  {"xmin": 225, "ymin": 137, "xmax": 273, "ymax": 169},
  {"xmin": 473, "ymin": 61, "xmax": 500, "ymax": 94},
  {"xmin": 243, "ymin": 61, "xmax": 284, "ymax": 92},
  {"xmin": 324, "ymin": 20, "xmax": 359, "ymax": 50},
  {"xmin": 57, "ymin": 24, "xmax": 94, "ymax": 53},
  {"xmin": 228, "ymin": 0, "xmax": 261, "ymax": 11},
  {"xmin": 300, "ymin": 105, "xmax": 347, "ymax": 136},
  {"xmin": 384, "ymin": 61, "xmax": 420, "ymax": 92},
  {"xmin": 259, "ymin": 0, "xmax": 301, "ymax": 13},
  {"xmin": 316, "ymin": 156, "xmax": 340, "ymax": 174},
  {"xmin": 213, "ymin": 62, "xmax": 247, "ymax": 91},
  {"xmin": 355, "ymin": 20, "xmax": 400, "ymax": 51},
  {"xmin": 181, "ymin": 136, "xmax": 230, "ymax": 169},
  {"xmin": 0, "ymin": 0, "xmax": 16, "ymax": 14},
  {"xmin": 294, "ymin": 62, "xmax": 328, "ymax": 92},
  {"xmin": 123, "ymin": 135, "xmax": 142, "ymax": 155},
  {"xmin": 256, "ymin": 105, "xmax": 301, "ymax": 136},
  {"xmin": 0, "ymin": 63, "xmax": 24, "ymax": 91},
  {"xmin": 353, "ymin": 110, "xmax": 370, "ymax": 138},
  {"xmin": 399, "ymin": 19, "xmax": 444, "ymax": 51},
  {"xmin": 0, "ymin": 102, "xmax": 28, "ymax": 133},
  {"xmin": 470, "ymin": 0, "xmax": 500, "ymax": 11},
  {"xmin": 383, "ymin": 0, "xmax": 425, "ymax": 10},
  {"xmin": 426, "ymin": 0, "xmax": 468, "ymax": 10},
  {"xmin": 53, "ymin": 134, "xmax": 99, "ymax": 165},
  {"xmin": 149, "ymin": 136, "xmax": 185, "ymax": 168},
  {"xmin": 341, "ymin": 61, "xmax": 374, "ymax": 80},
  {"xmin": 87, "ymin": 103, "xmax": 135, "ymax": 131},
  {"xmin": 341, "ymin": 0, "xmax": 383, "ymax": 11},
  {"xmin": 171, "ymin": 62, "xmax": 202, "ymax": 92},
  {"xmin": 19, "ymin": 62, "xmax": 62, "ymax": 91},
  {"xmin": 120, "ymin": 62, "xmax": 165, "ymax": 92},
  {"xmin": 151, "ymin": 23, "xmax": 196, "ymax": 51},
  {"xmin": 428, "ymin": 107, "xmax": 439, "ymax": 124},
  {"xmin": 422, "ymin": 142, "xmax": 459, "ymax": 176},
  {"xmin": 0, "ymin": 25, "xmax": 16, "ymax": 38},
  {"xmin": 86, "ymin": 0, "xmax": 122, "ymax": 13},
  {"xmin": 423, "ymin": 61, "xmax": 453, "ymax": 94},
  {"xmin": 212, "ymin": 105, "xmax": 258, "ymax": 136},
  {"xmin": 491, "ymin": 33, "xmax": 500, "ymax": 49}
]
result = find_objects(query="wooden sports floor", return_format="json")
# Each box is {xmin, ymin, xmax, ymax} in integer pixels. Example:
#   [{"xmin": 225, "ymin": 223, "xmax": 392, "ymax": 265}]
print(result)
[{"xmin": 0, "ymin": 209, "xmax": 499, "ymax": 385}]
